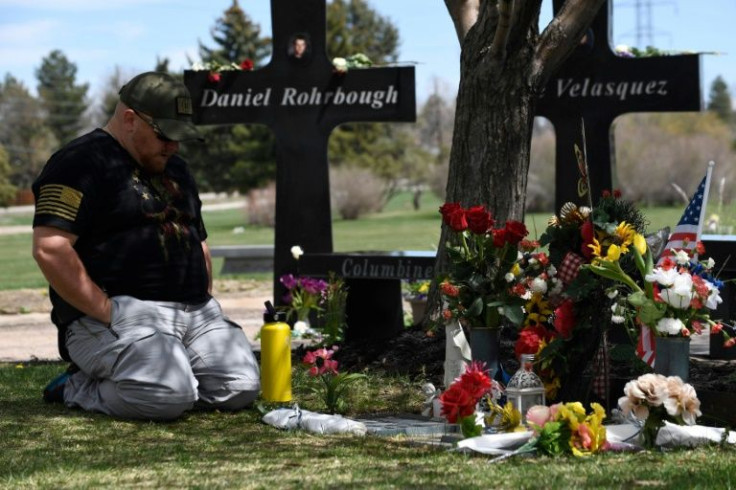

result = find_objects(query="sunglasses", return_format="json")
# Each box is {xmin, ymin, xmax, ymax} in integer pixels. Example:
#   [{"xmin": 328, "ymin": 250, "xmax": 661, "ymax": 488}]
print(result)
[{"xmin": 132, "ymin": 109, "xmax": 176, "ymax": 143}]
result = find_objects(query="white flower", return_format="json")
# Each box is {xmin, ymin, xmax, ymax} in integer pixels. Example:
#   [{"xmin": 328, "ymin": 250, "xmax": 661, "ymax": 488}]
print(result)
[
  {"xmin": 293, "ymin": 320, "xmax": 309, "ymax": 337},
  {"xmin": 504, "ymin": 272, "xmax": 515, "ymax": 283},
  {"xmin": 332, "ymin": 57, "xmax": 348, "ymax": 72},
  {"xmin": 674, "ymin": 250, "xmax": 691, "ymax": 265},
  {"xmin": 660, "ymin": 273, "xmax": 693, "ymax": 309},
  {"xmin": 611, "ymin": 314, "xmax": 625, "ymax": 324},
  {"xmin": 547, "ymin": 265, "xmax": 557, "ymax": 277},
  {"xmin": 615, "ymin": 44, "xmax": 631, "ymax": 54},
  {"xmin": 606, "ymin": 289, "xmax": 619, "ymax": 299},
  {"xmin": 290, "ymin": 245, "xmax": 304, "ymax": 260},
  {"xmin": 705, "ymin": 281, "xmax": 723, "ymax": 310},
  {"xmin": 645, "ymin": 267, "xmax": 678, "ymax": 287},
  {"xmin": 530, "ymin": 277, "xmax": 548, "ymax": 294},
  {"xmin": 656, "ymin": 317, "xmax": 686, "ymax": 335},
  {"xmin": 705, "ymin": 257, "xmax": 715, "ymax": 270},
  {"xmin": 528, "ymin": 257, "xmax": 538, "ymax": 266}
]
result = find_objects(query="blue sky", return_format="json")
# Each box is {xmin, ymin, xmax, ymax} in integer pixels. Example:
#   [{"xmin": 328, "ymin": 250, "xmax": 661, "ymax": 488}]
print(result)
[{"xmin": 1, "ymin": 0, "xmax": 735, "ymax": 104}]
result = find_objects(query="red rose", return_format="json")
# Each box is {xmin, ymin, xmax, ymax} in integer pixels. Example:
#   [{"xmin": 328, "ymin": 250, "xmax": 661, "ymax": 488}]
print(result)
[
  {"xmin": 465, "ymin": 205, "xmax": 494, "ymax": 235},
  {"xmin": 492, "ymin": 228, "xmax": 506, "ymax": 247},
  {"xmin": 553, "ymin": 299, "xmax": 575, "ymax": 339},
  {"xmin": 240, "ymin": 59, "xmax": 254, "ymax": 70},
  {"xmin": 504, "ymin": 220, "xmax": 528, "ymax": 244},
  {"xmin": 439, "ymin": 202, "xmax": 468, "ymax": 232},
  {"xmin": 580, "ymin": 220, "xmax": 595, "ymax": 259},
  {"xmin": 439, "ymin": 384, "xmax": 476, "ymax": 423},
  {"xmin": 515, "ymin": 327, "xmax": 543, "ymax": 359},
  {"xmin": 208, "ymin": 72, "xmax": 221, "ymax": 83}
]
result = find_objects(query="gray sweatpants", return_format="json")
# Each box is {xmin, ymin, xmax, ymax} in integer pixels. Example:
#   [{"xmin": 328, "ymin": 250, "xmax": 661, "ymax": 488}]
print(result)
[{"xmin": 63, "ymin": 295, "xmax": 260, "ymax": 420}]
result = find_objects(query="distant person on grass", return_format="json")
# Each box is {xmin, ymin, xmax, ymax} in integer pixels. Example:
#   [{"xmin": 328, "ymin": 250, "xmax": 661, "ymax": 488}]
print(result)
[{"xmin": 31, "ymin": 72, "xmax": 260, "ymax": 420}]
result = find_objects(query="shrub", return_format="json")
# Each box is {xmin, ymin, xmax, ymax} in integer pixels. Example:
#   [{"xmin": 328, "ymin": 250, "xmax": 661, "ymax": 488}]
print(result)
[
  {"xmin": 245, "ymin": 182, "xmax": 276, "ymax": 227},
  {"xmin": 330, "ymin": 166, "xmax": 385, "ymax": 220}
]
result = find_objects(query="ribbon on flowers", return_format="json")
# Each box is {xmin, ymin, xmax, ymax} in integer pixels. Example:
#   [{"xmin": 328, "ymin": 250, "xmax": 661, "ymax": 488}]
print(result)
[{"xmin": 558, "ymin": 251, "xmax": 585, "ymax": 285}]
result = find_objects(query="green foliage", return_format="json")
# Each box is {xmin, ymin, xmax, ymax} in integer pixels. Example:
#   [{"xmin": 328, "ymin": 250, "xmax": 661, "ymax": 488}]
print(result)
[
  {"xmin": 0, "ymin": 74, "xmax": 57, "ymax": 188},
  {"xmin": 0, "ymin": 145, "xmax": 17, "ymax": 206},
  {"xmin": 182, "ymin": 1, "xmax": 275, "ymax": 193},
  {"xmin": 706, "ymin": 75, "xmax": 733, "ymax": 124},
  {"xmin": 35, "ymin": 50, "xmax": 89, "ymax": 145}
]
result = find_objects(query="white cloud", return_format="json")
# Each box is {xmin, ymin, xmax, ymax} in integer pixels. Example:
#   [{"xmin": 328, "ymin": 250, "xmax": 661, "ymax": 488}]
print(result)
[{"xmin": 0, "ymin": 19, "xmax": 58, "ymax": 44}]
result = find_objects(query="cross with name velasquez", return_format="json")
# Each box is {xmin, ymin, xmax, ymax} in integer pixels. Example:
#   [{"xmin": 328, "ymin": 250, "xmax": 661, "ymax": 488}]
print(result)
[
  {"xmin": 537, "ymin": 0, "xmax": 701, "ymax": 209},
  {"xmin": 184, "ymin": 0, "xmax": 415, "ymax": 301}
]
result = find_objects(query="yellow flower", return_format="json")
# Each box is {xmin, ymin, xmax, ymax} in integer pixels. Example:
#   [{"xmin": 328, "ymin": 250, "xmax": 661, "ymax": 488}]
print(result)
[
  {"xmin": 417, "ymin": 282, "xmax": 430, "ymax": 294},
  {"xmin": 588, "ymin": 238, "xmax": 602, "ymax": 258},
  {"xmin": 613, "ymin": 221, "xmax": 636, "ymax": 253},
  {"xmin": 511, "ymin": 263, "xmax": 521, "ymax": 276},
  {"xmin": 633, "ymin": 233, "xmax": 647, "ymax": 255},
  {"xmin": 604, "ymin": 244, "xmax": 621, "ymax": 261}
]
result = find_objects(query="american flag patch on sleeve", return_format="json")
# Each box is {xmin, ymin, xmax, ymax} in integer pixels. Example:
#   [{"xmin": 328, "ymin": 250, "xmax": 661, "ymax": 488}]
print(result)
[{"xmin": 35, "ymin": 184, "xmax": 83, "ymax": 222}]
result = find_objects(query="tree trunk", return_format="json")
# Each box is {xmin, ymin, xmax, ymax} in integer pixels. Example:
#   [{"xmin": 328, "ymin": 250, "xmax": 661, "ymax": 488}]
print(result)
[{"xmin": 427, "ymin": 0, "xmax": 605, "ymax": 325}]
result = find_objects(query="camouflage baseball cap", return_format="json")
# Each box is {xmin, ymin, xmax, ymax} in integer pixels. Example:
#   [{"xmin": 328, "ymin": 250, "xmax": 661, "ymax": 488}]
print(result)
[{"xmin": 118, "ymin": 72, "xmax": 201, "ymax": 142}]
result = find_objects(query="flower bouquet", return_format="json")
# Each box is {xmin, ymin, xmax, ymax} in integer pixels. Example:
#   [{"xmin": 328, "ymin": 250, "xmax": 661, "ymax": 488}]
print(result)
[
  {"xmin": 519, "ymin": 191, "xmax": 653, "ymax": 400},
  {"xmin": 438, "ymin": 361, "xmax": 509, "ymax": 438},
  {"xmin": 280, "ymin": 273, "xmax": 328, "ymax": 329},
  {"xmin": 618, "ymin": 373, "xmax": 702, "ymax": 449},
  {"xmin": 524, "ymin": 402, "xmax": 610, "ymax": 456}
]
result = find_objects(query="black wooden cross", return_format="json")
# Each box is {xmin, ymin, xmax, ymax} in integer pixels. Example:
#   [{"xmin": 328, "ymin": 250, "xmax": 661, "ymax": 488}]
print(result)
[
  {"xmin": 184, "ymin": 0, "xmax": 415, "ymax": 305},
  {"xmin": 536, "ymin": 0, "xmax": 701, "ymax": 209}
]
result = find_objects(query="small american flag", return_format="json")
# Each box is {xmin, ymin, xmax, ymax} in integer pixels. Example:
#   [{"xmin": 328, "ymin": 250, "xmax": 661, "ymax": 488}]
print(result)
[
  {"xmin": 657, "ymin": 168, "xmax": 711, "ymax": 264},
  {"xmin": 638, "ymin": 163, "xmax": 714, "ymax": 367}
]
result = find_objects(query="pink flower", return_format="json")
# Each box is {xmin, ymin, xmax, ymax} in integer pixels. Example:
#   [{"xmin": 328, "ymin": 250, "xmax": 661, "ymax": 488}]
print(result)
[
  {"xmin": 208, "ymin": 72, "xmax": 221, "ymax": 83},
  {"xmin": 526, "ymin": 405, "xmax": 552, "ymax": 429},
  {"xmin": 302, "ymin": 348, "xmax": 339, "ymax": 376},
  {"xmin": 725, "ymin": 338, "xmax": 736, "ymax": 348}
]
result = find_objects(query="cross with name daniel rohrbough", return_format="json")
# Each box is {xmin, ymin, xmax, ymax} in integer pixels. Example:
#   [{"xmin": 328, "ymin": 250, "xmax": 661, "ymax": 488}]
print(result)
[{"xmin": 184, "ymin": 0, "xmax": 416, "ymax": 301}]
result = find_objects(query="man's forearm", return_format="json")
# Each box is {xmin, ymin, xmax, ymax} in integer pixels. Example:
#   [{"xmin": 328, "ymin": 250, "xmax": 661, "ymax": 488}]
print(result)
[{"xmin": 32, "ymin": 227, "xmax": 112, "ymax": 324}]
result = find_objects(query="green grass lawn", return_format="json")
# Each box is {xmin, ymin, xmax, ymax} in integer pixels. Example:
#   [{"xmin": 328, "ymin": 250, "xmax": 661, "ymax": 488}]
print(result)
[
  {"xmin": 0, "ymin": 193, "xmax": 702, "ymax": 291},
  {"xmin": 2, "ymin": 362, "xmax": 735, "ymax": 489}
]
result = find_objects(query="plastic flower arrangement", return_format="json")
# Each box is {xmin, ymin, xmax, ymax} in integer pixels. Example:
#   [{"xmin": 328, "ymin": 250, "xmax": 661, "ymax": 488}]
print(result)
[
  {"xmin": 438, "ymin": 361, "xmax": 510, "ymax": 438},
  {"xmin": 585, "ymin": 228, "xmax": 724, "ymax": 340},
  {"xmin": 523, "ymin": 402, "xmax": 610, "ymax": 456},
  {"xmin": 190, "ymin": 58, "xmax": 254, "ymax": 83},
  {"xmin": 301, "ymin": 346, "xmax": 365, "ymax": 414},
  {"xmin": 523, "ymin": 191, "xmax": 652, "ymax": 400},
  {"xmin": 280, "ymin": 274, "xmax": 328, "ymax": 324},
  {"xmin": 618, "ymin": 373, "xmax": 702, "ymax": 449},
  {"xmin": 438, "ymin": 203, "xmax": 531, "ymax": 331}
]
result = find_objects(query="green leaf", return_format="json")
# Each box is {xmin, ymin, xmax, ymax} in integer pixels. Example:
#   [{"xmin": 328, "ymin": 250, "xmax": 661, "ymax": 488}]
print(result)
[
  {"xmin": 503, "ymin": 304, "xmax": 525, "ymax": 326},
  {"xmin": 466, "ymin": 296, "xmax": 483, "ymax": 317}
]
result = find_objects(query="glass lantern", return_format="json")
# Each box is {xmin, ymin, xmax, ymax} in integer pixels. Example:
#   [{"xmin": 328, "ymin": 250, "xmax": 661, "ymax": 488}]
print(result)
[{"xmin": 506, "ymin": 353, "xmax": 545, "ymax": 423}]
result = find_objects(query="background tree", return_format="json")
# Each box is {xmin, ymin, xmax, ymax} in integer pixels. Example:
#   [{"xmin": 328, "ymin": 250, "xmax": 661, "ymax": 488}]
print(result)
[
  {"xmin": 0, "ymin": 144, "xmax": 17, "ymax": 206},
  {"xmin": 182, "ymin": 0, "xmax": 274, "ymax": 194},
  {"xmin": 0, "ymin": 75, "xmax": 57, "ymax": 189},
  {"xmin": 35, "ymin": 50, "xmax": 89, "ymax": 145},
  {"xmin": 416, "ymin": 79, "xmax": 456, "ymax": 203},
  {"xmin": 706, "ymin": 75, "xmax": 732, "ymax": 124},
  {"xmin": 326, "ymin": 0, "xmax": 421, "ymax": 208}
]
